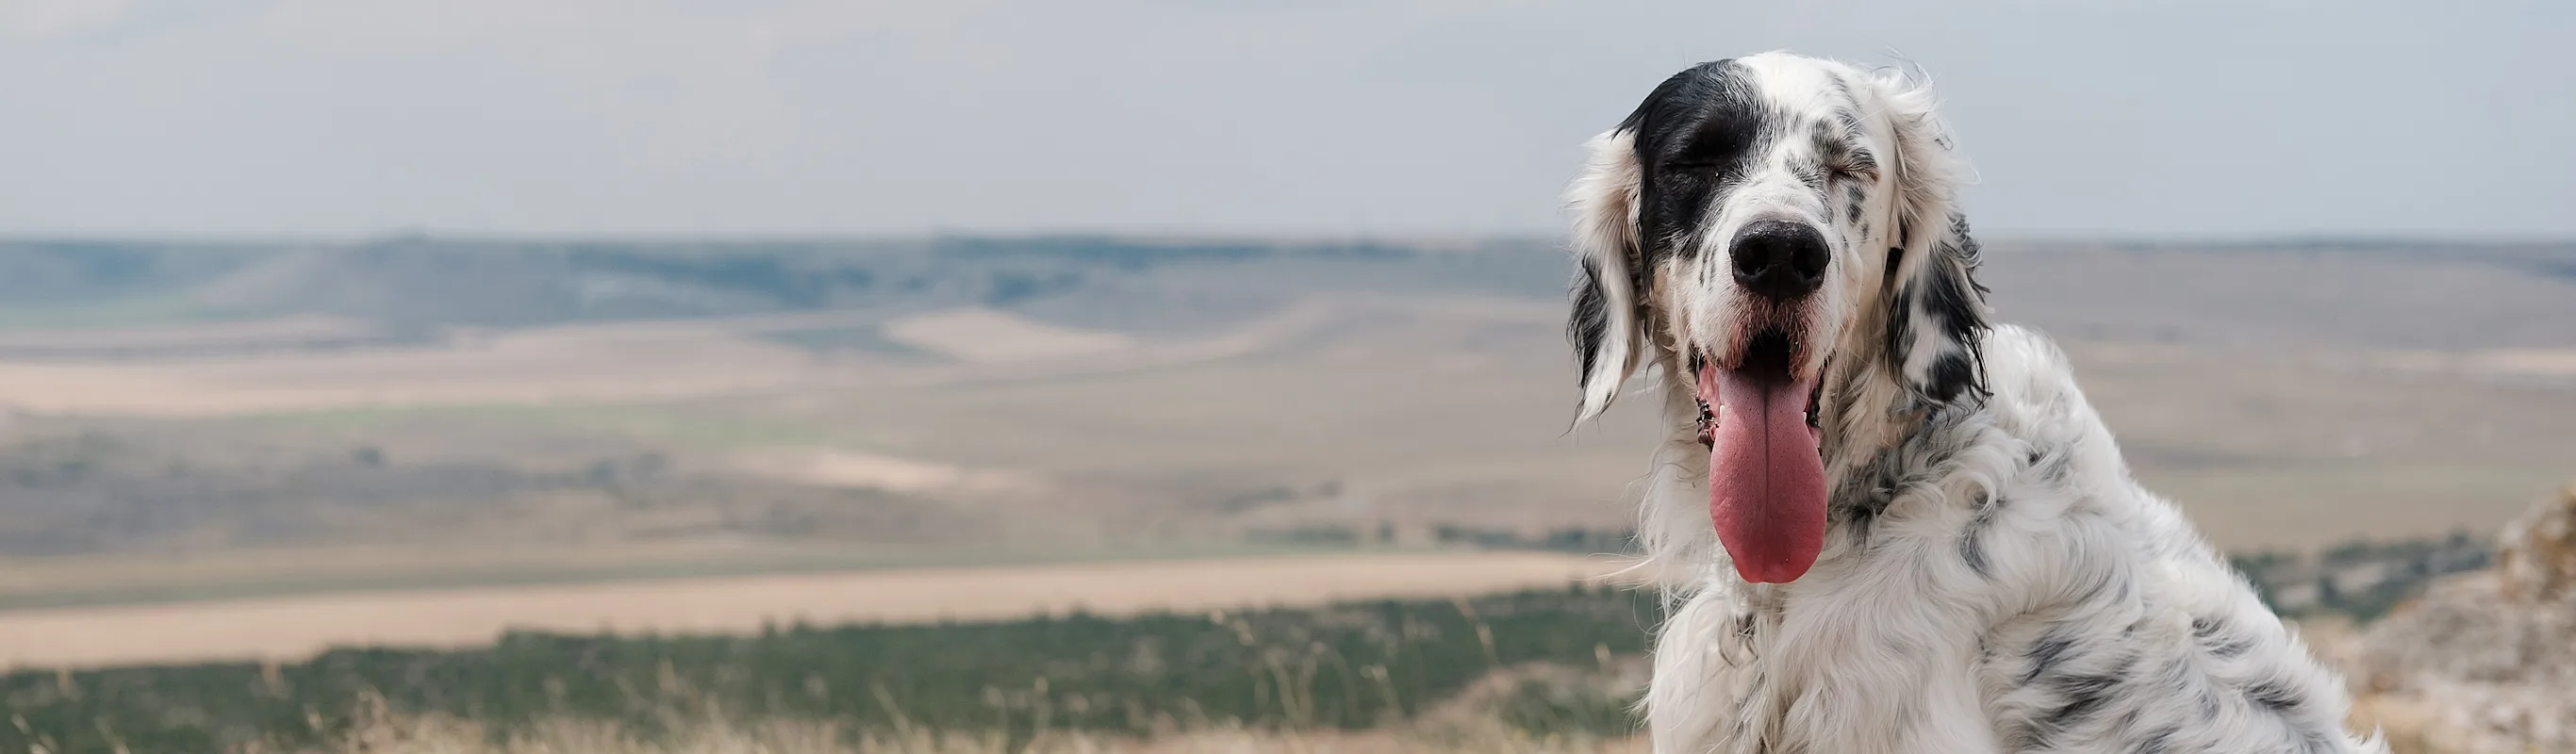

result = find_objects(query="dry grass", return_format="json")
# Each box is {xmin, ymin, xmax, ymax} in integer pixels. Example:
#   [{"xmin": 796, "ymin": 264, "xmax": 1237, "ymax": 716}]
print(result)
[
  {"xmin": 286, "ymin": 683, "xmax": 1648, "ymax": 754},
  {"xmin": 263, "ymin": 704, "xmax": 2466, "ymax": 754},
  {"xmin": 307, "ymin": 715, "xmax": 1644, "ymax": 754},
  {"xmin": 297, "ymin": 692, "xmax": 2445, "ymax": 754}
]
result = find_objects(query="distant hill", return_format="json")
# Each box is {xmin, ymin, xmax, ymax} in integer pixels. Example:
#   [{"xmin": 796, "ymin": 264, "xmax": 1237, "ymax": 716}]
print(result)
[{"xmin": 0, "ymin": 236, "xmax": 1569, "ymax": 349}]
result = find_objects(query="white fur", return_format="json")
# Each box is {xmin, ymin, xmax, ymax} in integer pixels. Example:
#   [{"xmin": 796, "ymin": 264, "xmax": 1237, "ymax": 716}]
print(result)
[
  {"xmin": 1638, "ymin": 330, "xmax": 2383, "ymax": 753},
  {"xmin": 1570, "ymin": 52, "xmax": 2386, "ymax": 753},
  {"xmin": 1569, "ymin": 128, "xmax": 1645, "ymax": 423}
]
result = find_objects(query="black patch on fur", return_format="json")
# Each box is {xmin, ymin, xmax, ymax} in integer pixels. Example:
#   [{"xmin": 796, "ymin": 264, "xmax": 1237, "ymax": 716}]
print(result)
[
  {"xmin": 1960, "ymin": 494, "xmax": 2002, "ymax": 579},
  {"xmin": 1567, "ymin": 256, "xmax": 1613, "ymax": 402},
  {"xmin": 2130, "ymin": 725, "xmax": 2181, "ymax": 754},
  {"xmin": 1620, "ymin": 60, "xmax": 1764, "ymax": 272},
  {"xmin": 2005, "ymin": 726, "xmax": 2044, "ymax": 751},
  {"xmin": 2020, "ymin": 630, "xmax": 2077, "ymax": 685},
  {"xmin": 1841, "ymin": 498, "xmax": 1878, "ymax": 548},
  {"xmin": 1885, "ymin": 215, "xmax": 1993, "ymax": 406},
  {"xmin": 2195, "ymin": 686, "xmax": 2226, "ymax": 718},
  {"xmin": 2042, "ymin": 672, "xmax": 2124, "ymax": 729},
  {"xmin": 1829, "ymin": 405, "xmax": 1977, "ymax": 552},
  {"xmin": 1800, "ymin": 121, "xmax": 1838, "ymax": 190},
  {"xmin": 2192, "ymin": 616, "xmax": 2255, "ymax": 659},
  {"xmin": 2189, "ymin": 616, "xmax": 2221, "ymax": 639},
  {"xmin": 1879, "ymin": 244, "xmax": 1911, "ymax": 380},
  {"xmin": 2209, "ymin": 636, "xmax": 2254, "ymax": 659},
  {"xmin": 1926, "ymin": 352, "xmax": 1979, "ymax": 402},
  {"xmin": 1844, "ymin": 149, "xmax": 1878, "ymax": 176},
  {"xmin": 1920, "ymin": 238, "xmax": 1990, "ymax": 399},
  {"xmin": 2244, "ymin": 680, "xmax": 2304, "ymax": 713},
  {"xmin": 2029, "ymin": 445, "xmax": 2073, "ymax": 483},
  {"xmin": 1834, "ymin": 446, "xmax": 1910, "ymax": 521},
  {"xmin": 1883, "ymin": 283, "xmax": 1916, "ymax": 361},
  {"xmin": 1833, "ymin": 107, "xmax": 1865, "ymax": 139}
]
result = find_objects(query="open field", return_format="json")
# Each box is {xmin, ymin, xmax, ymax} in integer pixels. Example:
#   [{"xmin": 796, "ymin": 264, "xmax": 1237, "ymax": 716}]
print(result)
[
  {"xmin": 0, "ymin": 551, "xmax": 1632, "ymax": 668},
  {"xmin": 6, "ymin": 303, "xmax": 2550, "ymax": 558},
  {"xmin": 0, "ymin": 237, "xmax": 2566, "ymax": 619}
]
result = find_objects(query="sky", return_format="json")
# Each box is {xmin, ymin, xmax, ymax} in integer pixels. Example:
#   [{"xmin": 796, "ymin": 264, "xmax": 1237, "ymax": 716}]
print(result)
[{"xmin": 1, "ymin": 0, "xmax": 2567, "ymax": 239}]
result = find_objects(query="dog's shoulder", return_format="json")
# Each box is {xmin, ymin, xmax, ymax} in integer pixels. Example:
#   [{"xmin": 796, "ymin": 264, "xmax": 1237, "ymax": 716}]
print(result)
[
  {"xmin": 1961, "ymin": 325, "xmax": 2390, "ymax": 754},
  {"xmin": 1971, "ymin": 324, "xmax": 2138, "ymax": 504},
  {"xmin": 1974, "ymin": 324, "xmax": 2089, "ymax": 437}
]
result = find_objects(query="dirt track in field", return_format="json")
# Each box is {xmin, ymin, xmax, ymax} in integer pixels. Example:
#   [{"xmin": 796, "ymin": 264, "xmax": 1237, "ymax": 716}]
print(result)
[{"xmin": 0, "ymin": 551, "xmax": 1637, "ymax": 669}]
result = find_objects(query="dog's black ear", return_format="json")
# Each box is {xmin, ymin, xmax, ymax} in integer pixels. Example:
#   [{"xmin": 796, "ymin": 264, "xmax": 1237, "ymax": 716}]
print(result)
[
  {"xmin": 1882, "ymin": 218, "xmax": 1990, "ymax": 404},
  {"xmin": 1872, "ymin": 70, "xmax": 1991, "ymax": 406},
  {"xmin": 1567, "ymin": 128, "xmax": 1645, "ymax": 422}
]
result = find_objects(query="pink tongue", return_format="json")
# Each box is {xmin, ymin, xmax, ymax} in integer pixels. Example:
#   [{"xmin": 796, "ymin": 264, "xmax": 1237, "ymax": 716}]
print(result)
[{"xmin": 1699, "ymin": 363, "xmax": 1827, "ymax": 583}]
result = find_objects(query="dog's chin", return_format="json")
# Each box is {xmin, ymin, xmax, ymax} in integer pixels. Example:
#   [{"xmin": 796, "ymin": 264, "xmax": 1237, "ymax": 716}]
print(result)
[{"xmin": 1692, "ymin": 328, "xmax": 1831, "ymax": 584}]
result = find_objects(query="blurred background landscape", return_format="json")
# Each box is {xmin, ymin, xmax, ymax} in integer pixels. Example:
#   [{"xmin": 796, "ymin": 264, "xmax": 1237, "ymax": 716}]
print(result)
[
  {"xmin": 0, "ymin": 236, "xmax": 2568, "ymax": 753},
  {"xmin": 0, "ymin": 236, "xmax": 2568, "ymax": 616},
  {"xmin": 2, "ymin": 1, "xmax": 2572, "ymax": 753}
]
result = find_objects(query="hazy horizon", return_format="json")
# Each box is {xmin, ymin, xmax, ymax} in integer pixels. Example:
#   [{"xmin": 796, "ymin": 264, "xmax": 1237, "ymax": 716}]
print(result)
[{"xmin": 8, "ymin": 230, "xmax": 2576, "ymax": 247}]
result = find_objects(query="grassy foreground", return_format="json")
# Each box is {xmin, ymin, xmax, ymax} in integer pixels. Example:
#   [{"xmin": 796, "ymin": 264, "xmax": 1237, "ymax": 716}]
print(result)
[
  {"xmin": 3, "ymin": 586, "xmax": 1660, "ymax": 754},
  {"xmin": 0, "ymin": 533, "xmax": 2487, "ymax": 754},
  {"xmin": 297, "ymin": 710, "xmax": 1647, "ymax": 754}
]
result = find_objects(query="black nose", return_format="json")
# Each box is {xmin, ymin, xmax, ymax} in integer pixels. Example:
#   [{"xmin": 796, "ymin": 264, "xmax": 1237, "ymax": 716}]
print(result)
[{"xmin": 1729, "ymin": 220, "xmax": 1831, "ymax": 302}]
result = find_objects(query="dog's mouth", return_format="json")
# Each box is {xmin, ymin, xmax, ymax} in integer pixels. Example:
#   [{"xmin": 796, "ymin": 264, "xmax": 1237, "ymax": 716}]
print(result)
[
  {"xmin": 1691, "ymin": 329, "xmax": 1829, "ymax": 584},
  {"xmin": 1691, "ymin": 331, "xmax": 1824, "ymax": 447}
]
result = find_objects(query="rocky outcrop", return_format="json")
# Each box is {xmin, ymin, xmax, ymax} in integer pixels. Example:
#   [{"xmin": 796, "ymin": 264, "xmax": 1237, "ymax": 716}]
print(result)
[
  {"xmin": 2355, "ymin": 484, "xmax": 2576, "ymax": 753},
  {"xmin": 2498, "ymin": 484, "xmax": 2576, "ymax": 604}
]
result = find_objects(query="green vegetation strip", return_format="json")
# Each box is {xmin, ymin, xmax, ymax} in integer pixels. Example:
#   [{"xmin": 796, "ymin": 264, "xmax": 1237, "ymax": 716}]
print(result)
[
  {"xmin": 0, "ymin": 585, "xmax": 1662, "ymax": 754},
  {"xmin": 0, "ymin": 531, "xmax": 2496, "ymax": 752}
]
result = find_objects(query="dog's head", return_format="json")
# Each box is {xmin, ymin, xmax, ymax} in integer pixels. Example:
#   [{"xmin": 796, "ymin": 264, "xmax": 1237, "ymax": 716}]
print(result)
[{"xmin": 1567, "ymin": 52, "xmax": 1990, "ymax": 583}]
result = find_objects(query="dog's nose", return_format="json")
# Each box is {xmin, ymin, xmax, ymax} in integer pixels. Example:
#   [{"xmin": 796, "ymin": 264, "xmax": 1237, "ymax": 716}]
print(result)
[{"xmin": 1730, "ymin": 221, "xmax": 1830, "ymax": 302}]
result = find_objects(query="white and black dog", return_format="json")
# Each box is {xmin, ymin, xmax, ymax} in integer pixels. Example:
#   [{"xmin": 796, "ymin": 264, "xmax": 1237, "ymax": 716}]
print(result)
[{"xmin": 1567, "ymin": 52, "xmax": 2385, "ymax": 753}]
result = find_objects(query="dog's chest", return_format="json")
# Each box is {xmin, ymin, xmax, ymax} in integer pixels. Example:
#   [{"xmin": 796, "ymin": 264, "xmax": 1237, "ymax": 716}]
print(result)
[{"xmin": 1726, "ymin": 539, "xmax": 2007, "ymax": 752}]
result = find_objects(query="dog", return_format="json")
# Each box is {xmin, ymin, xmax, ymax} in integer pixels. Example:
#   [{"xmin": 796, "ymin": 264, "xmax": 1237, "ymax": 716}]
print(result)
[{"xmin": 1565, "ymin": 52, "xmax": 2385, "ymax": 753}]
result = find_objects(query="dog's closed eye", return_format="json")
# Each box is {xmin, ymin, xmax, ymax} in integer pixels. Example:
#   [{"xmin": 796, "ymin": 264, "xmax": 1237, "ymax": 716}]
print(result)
[{"xmin": 1827, "ymin": 154, "xmax": 1879, "ymax": 184}]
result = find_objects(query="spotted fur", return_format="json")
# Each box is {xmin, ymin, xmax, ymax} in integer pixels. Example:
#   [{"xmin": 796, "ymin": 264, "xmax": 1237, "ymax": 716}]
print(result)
[{"xmin": 1564, "ymin": 52, "xmax": 2385, "ymax": 753}]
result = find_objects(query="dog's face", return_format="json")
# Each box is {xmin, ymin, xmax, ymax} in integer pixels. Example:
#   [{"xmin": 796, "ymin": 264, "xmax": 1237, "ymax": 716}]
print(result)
[
  {"xmin": 1567, "ymin": 52, "xmax": 1988, "ymax": 583},
  {"xmin": 1627, "ymin": 56, "xmax": 1885, "ymax": 415}
]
